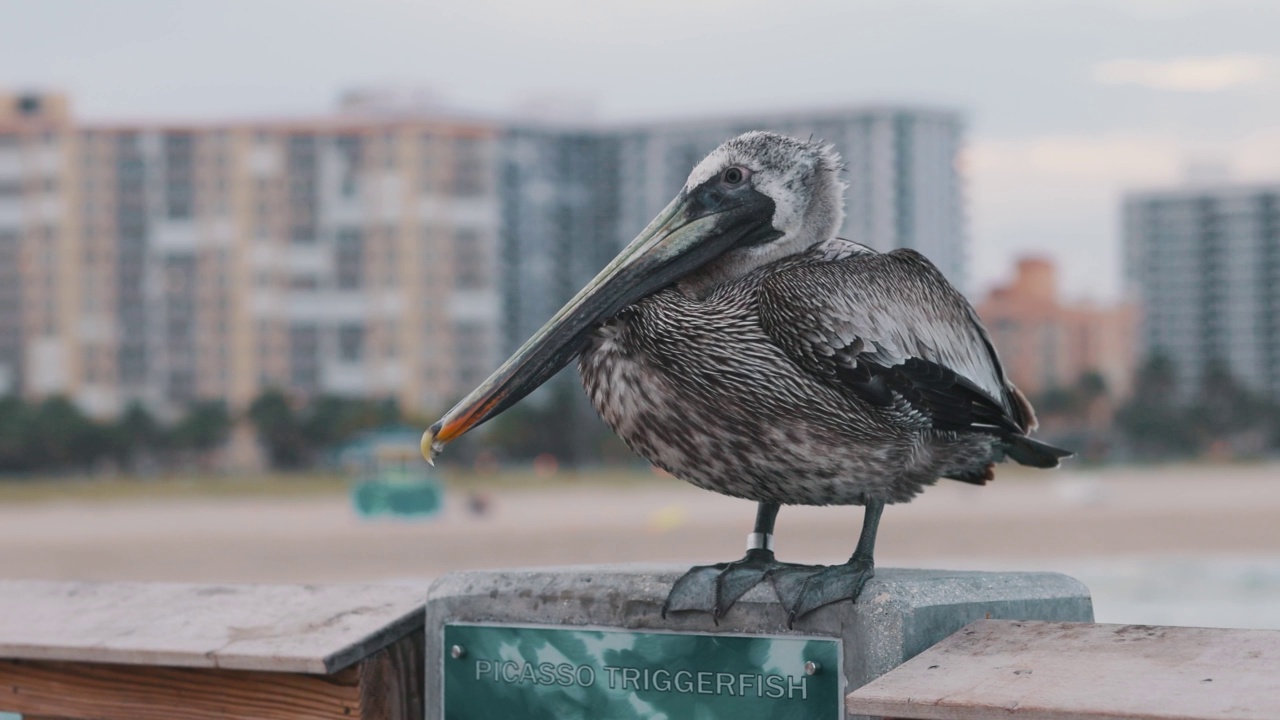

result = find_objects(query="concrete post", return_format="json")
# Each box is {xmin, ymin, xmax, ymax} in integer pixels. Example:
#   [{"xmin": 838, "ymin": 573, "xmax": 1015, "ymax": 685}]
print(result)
[{"xmin": 426, "ymin": 564, "xmax": 1092, "ymax": 719}]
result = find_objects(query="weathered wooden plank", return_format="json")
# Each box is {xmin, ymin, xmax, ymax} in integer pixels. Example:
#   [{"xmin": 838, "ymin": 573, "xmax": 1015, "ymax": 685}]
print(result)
[
  {"xmin": 0, "ymin": 659, "xmax": 361, "ymax": 720},
  {"xmin": 358, "ymin": 630, "xmax": 424, "ymax": 720},
  {"xmin": 846, "ymin": 620, "xmax": 1280, "ymax": 720},
  {"xmin": 0, "ymin": 581, "xmax": 425, "ymax": 673},
  {"xmin": 0, "ymin": 634, "xmax": 423, "ymax": 720}
]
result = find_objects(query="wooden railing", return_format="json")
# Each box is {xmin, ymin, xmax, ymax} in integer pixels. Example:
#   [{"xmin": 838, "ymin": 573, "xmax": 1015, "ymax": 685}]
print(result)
[
  {"xmin": 2, "ymin": 581, "xmax": 1277, "ymax": 719},
  {"xmin": 0, "ymin": 581, "xmax": 424, "ymax": 720},
  {"xmin": 846, "ymin": 620, "xmax": 1280, "ymax": 720}
]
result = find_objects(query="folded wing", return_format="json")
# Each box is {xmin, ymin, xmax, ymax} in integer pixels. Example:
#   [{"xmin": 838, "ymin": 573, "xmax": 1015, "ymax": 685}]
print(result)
[{"xmin": 758, "ymin": 248, "xmax": 1041, "ymax": 444}]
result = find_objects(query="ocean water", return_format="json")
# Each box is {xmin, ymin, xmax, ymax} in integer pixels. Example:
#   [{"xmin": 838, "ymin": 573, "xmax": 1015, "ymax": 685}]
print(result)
[
  {"xmin": 923, "ymin": 554, "xmax": 1280, "ymax": 630},
  {"xmin": 1062, "ymin": 555, "xmax": 1280, "ymax": 629}
]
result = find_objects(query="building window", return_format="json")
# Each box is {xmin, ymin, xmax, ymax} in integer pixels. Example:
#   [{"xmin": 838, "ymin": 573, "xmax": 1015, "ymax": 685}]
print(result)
[
  {"xmin": 338, "ymin": 324, "xmax": 364, "ymax": 362},
  {"xmin": 420, "ymin": 134, "xmax": 440, "ymax": 194},
  {"xmin": 17, "ymin": 94, "xmax": 42, "ymax": 116},
  {"xmin": 336, "ymin": 134, "xmax": 362, "ymax": 198},
  {"xmin": 384, "ymin": 236, "xmax": 399, "ymax": 287},
  {"xmin": 290, "ymin": 224, "xmax": 316, "ymax": 243},
  {"xmin": 288, "ymin": 323, "xmax": 319, "ymax": 390},
  {"xmin": 453, "ymin": 137, "xmax": 489, "ymax": 197},
  {"xmin": 289, "ymin": 274, "xmax": 318, "ymax": 290},
  {"xmin": 454, "ymin": 322, "xmax": 489, "ymax": 387},
  {"xmin": 383, "ymin": 132, "xmax": 397, "ymax": 168},
  {"xmin": 385, "ymin": 320, "xmax": 400, "ymax": 359},
  {"xmin": 336, "ymin": 228, "xmax": 363, "ymax": 289},
  {"xmin": 454, "ymin": 229, "xmax": 488, "ymax": 289},
  {"xmin": 164, "ymin": 133, "xmax": 195, "ymax": 220}
]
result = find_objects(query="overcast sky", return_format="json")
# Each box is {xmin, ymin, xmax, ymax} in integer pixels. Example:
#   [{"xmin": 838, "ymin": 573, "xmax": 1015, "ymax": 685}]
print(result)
[{"xmin": 5, "ymin": 0, "xmax": 1280, "ymax": 300}]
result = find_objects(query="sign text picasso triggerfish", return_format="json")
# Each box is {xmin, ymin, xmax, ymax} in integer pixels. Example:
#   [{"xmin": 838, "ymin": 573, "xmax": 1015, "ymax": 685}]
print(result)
[
  {"xmin": 443, "ymin": 624, "xmax": 842, "ymax": 720},
  {"xmin": 473, "ymin": 657, "xmax": 812, "ymax": 699}
]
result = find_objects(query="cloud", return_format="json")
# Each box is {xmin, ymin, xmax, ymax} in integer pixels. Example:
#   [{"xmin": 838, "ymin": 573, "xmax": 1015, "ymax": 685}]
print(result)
[
  {"xmin": 969, "ymin": 134, "xmax": 1183, "ymax": 186},
  {"xmin": 1093, "ymin": 54, "xmax": 1279, "ymax": 92},
  {"xmin": 964, "ymin": 134, "xmax": 1182, "ymax": 302}
]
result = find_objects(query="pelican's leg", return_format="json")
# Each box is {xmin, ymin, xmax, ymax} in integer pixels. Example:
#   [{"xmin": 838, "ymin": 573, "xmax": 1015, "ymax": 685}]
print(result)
[
  {"xmin": 772, "ymin": 499, "xmax": 883, "ymax": 627},
  {"xmin": 662, "ymin": 502, "xmax": 799, "ymax": 621}
]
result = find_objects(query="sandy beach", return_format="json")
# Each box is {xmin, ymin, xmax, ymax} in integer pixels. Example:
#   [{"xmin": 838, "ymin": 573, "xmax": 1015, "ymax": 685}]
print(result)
[
  {"xmin": 2, "ymin": 463, "xmax": 1279, "ymax": 631},
  {"xmin": 0, "ymin": 463, "xmax": 1277, "ymax": 586}
]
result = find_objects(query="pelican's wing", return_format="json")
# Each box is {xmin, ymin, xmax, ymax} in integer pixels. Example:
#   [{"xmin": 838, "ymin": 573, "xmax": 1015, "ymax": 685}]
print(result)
[{"xmin": 759, "ymin": 248, "xmax": 1035, "ymax": 436}]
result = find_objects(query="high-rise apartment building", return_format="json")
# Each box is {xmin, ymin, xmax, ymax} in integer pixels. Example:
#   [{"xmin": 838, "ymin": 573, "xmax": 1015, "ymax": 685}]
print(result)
[
  {"xmin": 1, "ymin": 92, "xmax": 502, "ymax": 418},
  {"xmin": 499, "ymin": 127, "xmax": 621, "ymax": 366},
  {"xmin": 500, "ymin": 107, "xmax": 966, "ymax": 358},
  {"xmin": 1123, "ymin": 184, "xmax": 1280, "ymax": 399}
]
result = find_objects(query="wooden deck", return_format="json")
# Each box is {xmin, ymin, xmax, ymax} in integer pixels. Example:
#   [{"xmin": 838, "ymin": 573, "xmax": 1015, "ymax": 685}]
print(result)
[
  {"xmin": 846, "ymin": 620, "xmax": 1280, "ymax": 720},
  {"xmin": 0, "ymin": 581, "xmax": 425, "ymax": 720}
]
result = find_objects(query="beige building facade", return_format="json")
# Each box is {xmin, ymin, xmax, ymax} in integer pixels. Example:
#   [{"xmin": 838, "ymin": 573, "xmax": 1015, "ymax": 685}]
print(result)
[
  {"xmin": 0, "ymin": 91, "xmax": 501, "ymax": 418},
  {"xmin": 0, "ymin": 92, "xmax": 85, "ymax": 407}
]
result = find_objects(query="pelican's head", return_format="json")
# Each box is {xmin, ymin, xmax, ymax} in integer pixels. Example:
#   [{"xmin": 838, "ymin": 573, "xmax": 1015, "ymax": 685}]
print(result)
[
  {"xmin": 422, "ymin": 132, "xmax": 846, "ymax": 462},
  {"xmin": 675, "ymin": 131, "xmax": 846, "ymax": 295}
]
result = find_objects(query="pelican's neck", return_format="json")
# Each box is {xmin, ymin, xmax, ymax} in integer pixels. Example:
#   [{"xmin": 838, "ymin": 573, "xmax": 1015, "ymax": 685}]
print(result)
[{"xmin": 674, "ymin": 260, "xmax": 741, "ymax": 299}]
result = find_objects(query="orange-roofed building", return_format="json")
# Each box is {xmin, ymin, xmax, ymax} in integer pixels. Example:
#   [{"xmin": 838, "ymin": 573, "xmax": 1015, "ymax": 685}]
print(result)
[{"xmin": 976, "ymin": 257, "xmax": 1138, "ymax": 400}]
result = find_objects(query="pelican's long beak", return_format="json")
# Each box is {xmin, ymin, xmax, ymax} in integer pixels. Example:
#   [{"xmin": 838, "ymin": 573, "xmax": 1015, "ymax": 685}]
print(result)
[{"xmin": 421, "ymin": 181, "xmax": 779, "ymax": 463}]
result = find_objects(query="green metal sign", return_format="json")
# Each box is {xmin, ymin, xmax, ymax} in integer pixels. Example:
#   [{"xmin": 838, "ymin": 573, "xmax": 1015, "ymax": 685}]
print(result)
[
  {"xmin": 350, "ymin": 467, "xmax": 442, "ymax": 519},
  {"xmin": 443, "ymin": 623, "xmax": 843, "ymax": 719}
]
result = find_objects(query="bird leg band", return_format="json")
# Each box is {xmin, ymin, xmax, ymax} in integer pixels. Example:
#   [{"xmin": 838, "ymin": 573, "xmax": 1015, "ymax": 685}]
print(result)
[{"xmin": 746, "ymin": 532, "xmax": 774, "ymax": 551}]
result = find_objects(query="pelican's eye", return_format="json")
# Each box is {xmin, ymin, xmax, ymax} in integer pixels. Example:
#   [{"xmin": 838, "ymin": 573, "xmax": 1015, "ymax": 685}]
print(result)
[{"xmin": 721, "ymin": 166, "xmax": 749, "ymax": 186}]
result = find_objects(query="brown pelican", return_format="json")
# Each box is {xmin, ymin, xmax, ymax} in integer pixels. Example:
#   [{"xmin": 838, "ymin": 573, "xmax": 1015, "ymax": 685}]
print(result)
[{"xmin": 422, "ymin": 131, "xmax": 1070, "ymax": 623}]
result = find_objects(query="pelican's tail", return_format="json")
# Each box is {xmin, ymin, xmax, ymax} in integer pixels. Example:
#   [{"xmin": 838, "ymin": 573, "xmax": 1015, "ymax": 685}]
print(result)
[{"xmin": 1004, "ymin": 435, "xmax": 1073, "ymax": 469}]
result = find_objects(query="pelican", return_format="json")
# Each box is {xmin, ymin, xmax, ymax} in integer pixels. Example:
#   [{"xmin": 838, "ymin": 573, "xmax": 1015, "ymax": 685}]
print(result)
[{"xmin": 422, "ymin": 131, "xmax": 1070, "ymax": 623}]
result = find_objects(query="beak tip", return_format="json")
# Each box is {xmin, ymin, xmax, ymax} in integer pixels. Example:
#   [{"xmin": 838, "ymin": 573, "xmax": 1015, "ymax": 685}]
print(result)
[{"xmin": 421, "ymin": 424, "xmax": 442, "ymax": 465}]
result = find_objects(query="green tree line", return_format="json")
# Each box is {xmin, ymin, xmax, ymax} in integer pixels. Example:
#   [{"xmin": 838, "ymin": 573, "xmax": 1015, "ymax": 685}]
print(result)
[
  {"xmin": 0, "ymin": 391, "xmax": 405, "ymax": 474},
  {"xmin": 1114, "ymin": 355, "xmax": 1279, "ymax": 459},
  {"xmin": 1032, "ymin": 355, "xmax": 1280, "ymax": 461},
  {"xmin": 4, "ymin": 355, "xmax": 1278, "ymax": 475}
]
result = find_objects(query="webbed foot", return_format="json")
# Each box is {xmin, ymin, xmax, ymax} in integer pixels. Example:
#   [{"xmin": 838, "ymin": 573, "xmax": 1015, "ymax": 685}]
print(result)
[
  {"xmin": 770, "ymin": 557, "xmax": 875, "ymax": 627},
  {"xmin": 662, "ymin": 549, "xmax": 800, "ymax": 620}
]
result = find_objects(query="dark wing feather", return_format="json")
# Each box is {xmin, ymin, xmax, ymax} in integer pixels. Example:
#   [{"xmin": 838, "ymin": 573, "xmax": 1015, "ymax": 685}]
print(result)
[
  {"xmin": 759, "ymin": 247, "xmax": 1033, "ymax": 438},
  {"xmin": 845, "ymin": 357, "xmax": 1026, "ymax": 436}
]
